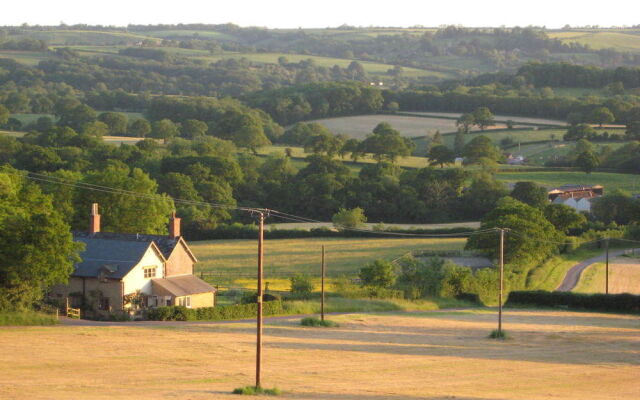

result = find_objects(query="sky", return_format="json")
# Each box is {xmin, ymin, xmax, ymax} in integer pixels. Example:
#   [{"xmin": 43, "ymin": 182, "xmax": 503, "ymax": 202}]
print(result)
[{"xmin": 2, "ymin": 0, "xmax": 638, "ymax": 29}]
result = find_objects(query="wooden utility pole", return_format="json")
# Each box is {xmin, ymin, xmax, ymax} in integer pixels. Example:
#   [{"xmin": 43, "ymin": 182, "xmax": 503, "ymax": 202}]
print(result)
[
  {"xmin": 605, "ymin": 237, "xmax": 609, "ymax": 295},
  {"xmin": 498, "ymin": 228, "xmax": 504, "ymax": 335},
  {"xmin": 256, "ymin": 211, "xmax": 265, "ymax": 389},
  {"xmin": 321, "ymin": 245, "xmax": 326, "ymax": 322}
]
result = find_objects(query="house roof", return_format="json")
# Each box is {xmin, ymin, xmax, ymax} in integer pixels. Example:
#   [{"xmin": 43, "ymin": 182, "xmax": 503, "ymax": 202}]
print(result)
[
  {"xmin": 72, "ymin": 238, "xmax": 162, "ymax": 279},
  {"xmin": 73, "ymin": 231, "xmax": 195, "ymax": 262},
  {"xmin": 152, "ymin": 275, "xmax": 216, "ymax": 297}
]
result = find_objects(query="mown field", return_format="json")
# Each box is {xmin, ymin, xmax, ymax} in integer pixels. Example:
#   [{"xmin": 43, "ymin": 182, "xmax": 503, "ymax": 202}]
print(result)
[
  {"xmin": 191, "ymin": 237, "xmax": 465, "ymax": 288},
  {"xmin": 549, "ymin": 30, "xmax": 640, "ymax": 52},
  {"xmin": 310, "ymin": 114, "xmax": 463, "ymax": 138},
  {"xmin": 495, "ymin": 170, "xmax": 640, "ymax": 192},
  {"xmin": 574, "ymin": 255, "xmax": 640, "ymax": 295},
  {"xmin": 1, "ymin": 309, "xmax": 638, "ymax": 400}
]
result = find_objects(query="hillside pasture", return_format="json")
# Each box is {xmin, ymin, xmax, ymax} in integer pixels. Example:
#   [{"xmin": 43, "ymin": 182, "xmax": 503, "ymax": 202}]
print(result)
[
  {"xmin": 495, "ymin": 170, "xmax": 640, "ymax": 192},
  {"xmin": 310, "ymin": 114, "xmax": 465, "ymax": 139},
  {"xmin": 0, "ymin": 309, "xmax": 638, "ymax": 399},
  {"xmin": 191, "ymin": 237, "xmax": 465, "ymax": 285},
  {"xmin": 403, "ymin": 111, "xmax": 567, "ymax": 126},
  {"xmin": 549, "ymin": 30, "xmax": 640, "ymax": 52}
]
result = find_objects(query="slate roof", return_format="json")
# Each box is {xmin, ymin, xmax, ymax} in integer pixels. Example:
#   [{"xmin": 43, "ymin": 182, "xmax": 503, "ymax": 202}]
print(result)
[
  {"xmin": 73, "ymin": 237, "xmax": 156, "ymax": 279},
  {"xmin": 152, "ymin": 275, "xmax": 216, "ymax": 296},
  {"xmin": 73, "ymin": 231, "xmax": 181, "ymax": 260}
]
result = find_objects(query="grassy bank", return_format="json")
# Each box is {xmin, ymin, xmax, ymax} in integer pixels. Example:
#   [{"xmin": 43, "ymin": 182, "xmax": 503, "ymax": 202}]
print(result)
[{"xmin": 0, "ymin": 310, "xmax": 58, "ymax": 326}]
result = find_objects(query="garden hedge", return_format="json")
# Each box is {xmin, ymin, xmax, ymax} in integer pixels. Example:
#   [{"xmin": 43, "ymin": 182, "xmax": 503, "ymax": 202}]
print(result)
[
  {"xmin": 506, "ymin": 290, "xmax": 640, "ymax": 313},
  {"xmin": 148, "ymin": 301, "xmax": 286, "ymax": 321}
]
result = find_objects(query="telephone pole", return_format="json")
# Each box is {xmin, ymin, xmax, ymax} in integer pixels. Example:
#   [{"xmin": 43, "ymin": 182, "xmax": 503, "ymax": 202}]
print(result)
[
  {"xmin": 498, "ymin": 228, "xmax": 505, "ymax": 335},
  {"xmin": 605, "ymin": 237, "xmax": 609, "ymax": 295},
  {"xmin": 256, "ymin": 211, "xmax": 265, "ymax": 389},
  {"xmin": 321, "ymin": 245, "xmax": 326, "ymax": 322}
]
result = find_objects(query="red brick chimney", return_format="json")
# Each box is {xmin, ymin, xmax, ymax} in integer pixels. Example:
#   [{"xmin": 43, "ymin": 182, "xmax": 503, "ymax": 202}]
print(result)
[
  {"xmin": 89, "ymin": 203, "xmax": 101, "ymax": 234},
  {"xmin": 169, "ymin": 211, "xmax": 181, "ymax": 238}
]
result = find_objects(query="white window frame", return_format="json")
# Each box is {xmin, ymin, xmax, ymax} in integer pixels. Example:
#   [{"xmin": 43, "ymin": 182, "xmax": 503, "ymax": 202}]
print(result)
[{"xmin": 143, "ymin": 266, "xmax": 157, "ymax": 279}]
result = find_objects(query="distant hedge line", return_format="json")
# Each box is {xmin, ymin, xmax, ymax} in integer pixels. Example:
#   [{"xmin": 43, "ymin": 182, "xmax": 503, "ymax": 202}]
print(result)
[
  {"xmin": 185, "ymin": 224, "xmax": 476, "ymax": 241},
  {"xmin": 147, "ymin": 301, "xmax": 286, "ymax": 321},
  {"xmin": 506, "ymin": 290, "xmax": 640, "ymax": 313}
]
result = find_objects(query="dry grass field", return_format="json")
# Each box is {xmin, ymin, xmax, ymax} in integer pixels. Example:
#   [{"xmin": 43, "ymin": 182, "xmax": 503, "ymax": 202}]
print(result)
[
  {"xmin": 574, "ymin": 256, "xmax": 640, "ymax": 295},
  {"xmin": 0, "ymin": 309, "xmax": 638, "ymax": 400}
]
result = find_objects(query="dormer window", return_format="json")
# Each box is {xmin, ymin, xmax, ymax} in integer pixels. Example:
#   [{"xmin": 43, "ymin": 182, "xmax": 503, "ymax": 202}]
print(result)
[{"xmin": 143, "ymin": 267, "xmax": 157, "ymax": 278}]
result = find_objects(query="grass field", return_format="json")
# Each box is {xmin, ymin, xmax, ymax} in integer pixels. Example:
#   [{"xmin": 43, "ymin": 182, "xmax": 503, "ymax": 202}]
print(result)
[
  {"xmin": 574, "ymin": 256, "xmax": 640, "ymax": 295},
  {"xmin": 1, "ymin": 309, "xmax": 638, "ymax": 399},
  {"xmin": 191, "ymin": 237, "xmax": 465, "ymax": 287},
  {"xmin": 495, "ymin": 170, "xmax": 640, "ymax": 192},
  {"xmin": 310, "ymin": 114, "xmax": 464, "ymax": 139},
  {"xmin": 549, "ymin": 31, "xmax": 640, "ymax": 52},
  {"xmin": 257, "ymin": 144, "xmax": 432, "ymax": 168},
  {"xmin": 402, "ymin": 111, "xmax": 567, "ymax": 126}
]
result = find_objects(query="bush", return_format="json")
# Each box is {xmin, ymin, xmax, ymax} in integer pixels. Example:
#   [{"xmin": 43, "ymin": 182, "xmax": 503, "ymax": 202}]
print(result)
[
  {"xmin": 488, "ymin": 329, "xmax": 508, "ymax": 339},
  {"xmin": 359, "ymin": 259, "xmax": 396, "ymax": 288},
  {"xmin": 232, "ymin": 386, "xmax": 281, "ymax": 396},
  {"xmin": 289, "ymin": 274, "xmax": 314, "ymax": 298},
  {"xmin": 148, "ymin": 301, "xmax": 286, "ymax": 321},
  {"xmin": 506, "ymin": 291, "xmax": 640, "ymax": 313},
  {"xmin": 241, "ymin": 292, "xmax": 282, "ymax": 304},
  {"xmin": 332, "ymin": 276, "xmax": 403, "ymax": 299},
  {"xmin": 300, "ymin": 317, "xmax": 339, "ymax": 327}
]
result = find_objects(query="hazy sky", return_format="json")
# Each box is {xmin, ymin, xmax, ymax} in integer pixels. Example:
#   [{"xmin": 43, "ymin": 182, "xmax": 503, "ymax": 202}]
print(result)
[{"xmin": 2, "ymin": 0, "xmax": 637, "ymax": 28}]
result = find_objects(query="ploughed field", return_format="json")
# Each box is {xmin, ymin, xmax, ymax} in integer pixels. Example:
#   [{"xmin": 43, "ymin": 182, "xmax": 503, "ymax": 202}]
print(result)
[{"xmin": 1, "ymin": 309, "xmax": 638, "ymax": 399}]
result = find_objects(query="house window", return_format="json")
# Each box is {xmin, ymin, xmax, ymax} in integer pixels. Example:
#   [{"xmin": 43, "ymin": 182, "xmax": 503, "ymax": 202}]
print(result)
[
  {"xmin": 99, "ymin": 297, "xmax": 110, "ymax": 311},
  {"xmin": 178, "ymin": 296, "xmax": 191, "ymax": 308},
  {"xmin": 143, "ymin": 267, "xmax": 157, "ymax": 278}
]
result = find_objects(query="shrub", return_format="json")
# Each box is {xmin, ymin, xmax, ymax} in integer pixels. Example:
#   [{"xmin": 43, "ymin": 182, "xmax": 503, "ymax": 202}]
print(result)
[
  {"xmin": 301, "ymin": 317, "xmax": 339, "ymax": 327},
  {"xmin": 289, "ymin": 274, "xmax": 314, "ymax": 298},
  {"xmin": 148, "ymin": 301, "xmax": 286, "ymax": 321},
  {"xmin": 232, "ymin": 386, "xmax": 281, "ymax": 396},
  {"xmin": 359, "ymin": 259, "xmax": 396, "ymax": 288},
  {"xmin": 241, "ymin": 292, "xmax": 282, "ymax": 304},
  {"xmin": 488, "ymin": 329, "xmax": 508, "ymax": 339},
  {"xmin": 332, "ymin": 207, "xmax": 367, "ymax": 230},
  {"xmin": 506, "ymin": 291, "xmax": 640, "ymax": 313}
]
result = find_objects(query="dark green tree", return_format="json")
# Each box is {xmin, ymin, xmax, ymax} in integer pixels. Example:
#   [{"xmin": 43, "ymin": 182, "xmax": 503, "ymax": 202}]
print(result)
[
  {"xmin": 0, "ymin": 168, "xmax": 83, "ymax": 309},
  {"xmin": 463, "ymin": 135, "xmax": 502, "ymax": 164},
  {"xmin": 466, "ymin": 197, "xmax": 563, "ymax": 265},
  {"xmin": 98, "ymin": 112, "xmax": 128, "ymax": 136},
  {"xmin": 428, "ymin": 145, "xmax": 455, "ymax": 168},
  {"xmin": 129, "ymin": 119, "xmax": 152, "ymax": 137},
  {"xmin": 544, "ymin": 204, "xmax": 587, "ymax": 233},
  {"xmin": 472, "ymin": 107, "xmax": 495, "ymax": 130},
  {"xmin": 74, "ymin": 161, "xmax": 174, "ymax": 234},
  {"xmin": 575, "ymin": 150, "xmax": 599, "ymax": 174},
  {"xmin": 510, "ymin": 181, "xmax": 548, "ymax": 209}
]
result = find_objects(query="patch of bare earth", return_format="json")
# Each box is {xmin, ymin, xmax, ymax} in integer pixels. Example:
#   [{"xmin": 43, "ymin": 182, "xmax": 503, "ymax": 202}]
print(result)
[{"xmin": 0, "ymin": 309, "xmax": 638, "ymax": 400}]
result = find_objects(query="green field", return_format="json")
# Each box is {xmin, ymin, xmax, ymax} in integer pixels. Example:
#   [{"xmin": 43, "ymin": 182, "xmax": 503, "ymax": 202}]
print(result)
[
  {"xmin": 191, "ymin": 237, "xmax": 465, "ymax": 287},
  {"xmin": 495, "ymin": 170, "xmax": 640, "ymax": 192},
  {"xmin": 311, "ymin": 114, "xmax": 462, "ymax": 139},
  {"xmin": 549, "ymin": 30, "xmax": 640, "ymax": 52},
  {"xmin": 257, "ymin": 145, "xmax": 431, "ymax": 169},
  {"xmin": 188, "ymin": 52, "xmax": 448, "ymax": 79}
]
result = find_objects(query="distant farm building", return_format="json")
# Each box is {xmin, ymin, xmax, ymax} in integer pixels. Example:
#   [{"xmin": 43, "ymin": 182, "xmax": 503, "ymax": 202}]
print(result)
[{"xmin": 548, "ymin": 184, "xmax": 604, "ymax": 212}]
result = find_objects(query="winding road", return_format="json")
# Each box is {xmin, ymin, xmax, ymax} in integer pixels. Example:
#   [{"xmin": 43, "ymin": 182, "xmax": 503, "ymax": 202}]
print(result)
[{"xmin": 556, "ymin": 248, "xmax": 639, "ymax": 292}]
